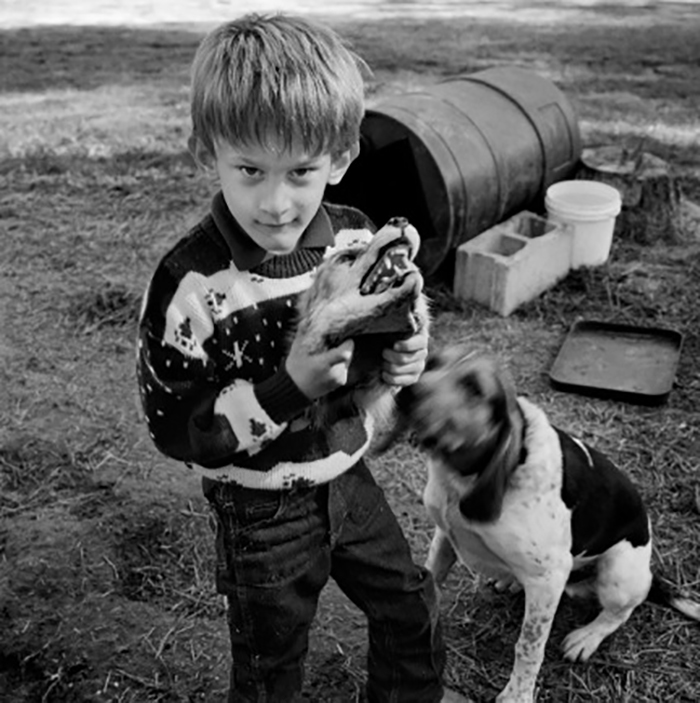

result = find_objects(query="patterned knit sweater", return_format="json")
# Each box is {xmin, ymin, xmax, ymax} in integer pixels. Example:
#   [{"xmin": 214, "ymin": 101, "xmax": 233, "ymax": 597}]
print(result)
[{"xmin": 137, "ymin": 192, "xmax": 379, "ymax": 490}]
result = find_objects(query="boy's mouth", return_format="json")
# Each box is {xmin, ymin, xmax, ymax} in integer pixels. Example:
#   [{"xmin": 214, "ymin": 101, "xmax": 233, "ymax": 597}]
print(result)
[{"xmin": 257, "ymin": 220, "xmax": 295, "ymax": 230}]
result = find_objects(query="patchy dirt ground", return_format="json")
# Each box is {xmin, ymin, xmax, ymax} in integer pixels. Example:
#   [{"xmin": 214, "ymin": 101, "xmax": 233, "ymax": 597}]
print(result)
[{"xmin": 1, "ymin": 4, "xmax": 699, "ymax": 702}]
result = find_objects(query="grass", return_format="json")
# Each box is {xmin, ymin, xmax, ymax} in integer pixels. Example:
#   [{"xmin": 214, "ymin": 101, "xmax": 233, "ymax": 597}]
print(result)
[{"xmin": 1, "ymin": 6, "xmax": 699, "ymax": 702}]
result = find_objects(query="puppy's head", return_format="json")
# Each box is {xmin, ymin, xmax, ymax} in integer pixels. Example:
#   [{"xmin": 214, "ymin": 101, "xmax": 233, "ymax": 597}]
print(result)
[
  {"xmin": 296, "ymin": 217, "xmax": 427, "ymax": 355},
  {"xmin": 398, "ymin": 349, "xmax": 522, "ymax": 522}
]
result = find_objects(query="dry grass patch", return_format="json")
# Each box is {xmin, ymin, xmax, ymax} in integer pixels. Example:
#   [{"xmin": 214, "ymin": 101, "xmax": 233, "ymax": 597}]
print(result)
[{"xmin": 2, "ymin": 11, "xmax": 699, "ymax": 703}]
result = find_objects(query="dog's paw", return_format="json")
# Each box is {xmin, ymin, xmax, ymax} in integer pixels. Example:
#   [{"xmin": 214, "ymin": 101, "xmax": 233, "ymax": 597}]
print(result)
[
  {"xmin": 490, "ymin": 575, "xmax": 523, "ymax": 593},
  {"xmin": 562, "ymin": 624, "xmax": 606, "ymax": 662}
]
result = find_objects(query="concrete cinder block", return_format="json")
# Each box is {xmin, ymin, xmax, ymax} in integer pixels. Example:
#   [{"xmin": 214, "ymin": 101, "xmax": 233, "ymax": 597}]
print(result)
[{"xmin": 453, "ymin": 211, "xmax": 573, "ymax": 316}]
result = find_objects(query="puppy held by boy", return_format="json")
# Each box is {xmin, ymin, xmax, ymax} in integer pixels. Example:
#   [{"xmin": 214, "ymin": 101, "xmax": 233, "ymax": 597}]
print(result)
[
  {"xmin": 295, "ymin": 215, "xmax": 430, "ymax": 434},
  {"xmin": 395, "ymin": 349, "xmax": 700, "ymax": 703}
]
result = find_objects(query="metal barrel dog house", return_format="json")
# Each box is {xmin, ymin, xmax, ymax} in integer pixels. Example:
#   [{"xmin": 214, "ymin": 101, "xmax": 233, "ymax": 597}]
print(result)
[{"xmin": 327, "ymin": 66, "xmax": 582, "ymax": 275}]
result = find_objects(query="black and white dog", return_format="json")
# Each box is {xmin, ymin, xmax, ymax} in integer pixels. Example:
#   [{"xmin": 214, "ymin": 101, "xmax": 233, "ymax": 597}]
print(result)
[{"xmin": 397, "ymin": 349, "xmax": 699, "ymax": 703}]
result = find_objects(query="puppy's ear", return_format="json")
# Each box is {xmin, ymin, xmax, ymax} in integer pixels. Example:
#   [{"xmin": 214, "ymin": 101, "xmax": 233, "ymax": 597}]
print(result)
[
  {"xmin": 423, "ymin": 349, "xmax": 441, "ymax": 373},
  {"xmin": 494, "ymin": 368, "xmax": 520, "ymax": 420},
  {"xmin": 458, "ymin": 367, "xmax": 519, "ymax": 523},
  {"xmin": 458, "ymin": 422, "xmax": 512, "ymax": 523},
  {"xmin": 372, "ymin": 385, "xmax": 415, "ymax": 453},
  {"xmin": 395, "ymin": 384, "xmax": 417, "ymax": 416}
]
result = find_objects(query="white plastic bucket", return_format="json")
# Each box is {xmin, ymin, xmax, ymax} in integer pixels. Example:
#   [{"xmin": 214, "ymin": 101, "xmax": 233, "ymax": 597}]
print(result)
[{"xmin": 545, "ymin": 180, "xmax": 622, "ymax": 268}]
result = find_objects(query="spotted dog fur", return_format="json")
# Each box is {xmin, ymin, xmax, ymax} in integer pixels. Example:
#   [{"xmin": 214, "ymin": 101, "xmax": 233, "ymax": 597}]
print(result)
[
  {"xmin": 294, "ymin": 216, "xmax": 430, "ymax": 437},
  {"xmin": 397, "ymin": 349, "xmax": 700, "ymax": 703}
]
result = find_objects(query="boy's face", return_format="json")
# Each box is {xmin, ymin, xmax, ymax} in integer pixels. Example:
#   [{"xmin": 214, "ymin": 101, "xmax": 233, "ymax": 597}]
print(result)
[{"xmin": 210, "ymin": 140, "xmax": 355, "ymax": 256}]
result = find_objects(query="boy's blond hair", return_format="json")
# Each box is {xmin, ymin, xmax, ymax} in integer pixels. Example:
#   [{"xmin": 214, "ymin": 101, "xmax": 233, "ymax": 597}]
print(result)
[{"xmin": 190, "ymin": 13, "xmax": 369, "ymax": 157}]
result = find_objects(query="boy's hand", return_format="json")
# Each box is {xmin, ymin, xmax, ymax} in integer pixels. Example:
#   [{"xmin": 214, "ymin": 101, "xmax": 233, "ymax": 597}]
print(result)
[
  {"xmin": 286, "ymin": 338, "xmax": 355, "ymax": 400},
  {"xmin": 381, "ymin": 329, "xmax": 429, "ymax": 387}
]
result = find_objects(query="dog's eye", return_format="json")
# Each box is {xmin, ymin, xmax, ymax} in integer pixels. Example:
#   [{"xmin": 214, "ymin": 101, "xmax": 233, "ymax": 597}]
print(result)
[
  {"xmin": 425, "ymin": 354, "xmax": 441, "ymax": 372},
  {"xmin": 335, "ymin": 249, "xmax": 362, "ymax": 264},
  {"xmin": 459, "ymin": 373, "xmax": 483, "ymax": 398},
  {"xmin": 421, "ymin": 435, "xmax": 438, "ymax": 449}
]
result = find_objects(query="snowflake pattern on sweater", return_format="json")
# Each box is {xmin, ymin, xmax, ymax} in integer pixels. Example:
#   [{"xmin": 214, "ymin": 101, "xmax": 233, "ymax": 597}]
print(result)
[{"xmin": 137, "ymin": 193, "xmax": 378, "ymax": 489}]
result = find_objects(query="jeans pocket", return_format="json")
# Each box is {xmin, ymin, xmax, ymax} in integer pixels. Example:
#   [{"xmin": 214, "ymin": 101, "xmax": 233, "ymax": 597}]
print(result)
[
  {"xmin": 217, "ymin": 485, "xmax": 330, "ymax": 591},
  {"xmin": 208, "ymin": 488, "xmax": 286, "ymax": 593},
  {"xmin": 242, "ymin": 493, "xmax": 285, "ymax": 526},
  {"xmin": 211, "ymin": 484, "xmax": 287, "ymax": 531}
]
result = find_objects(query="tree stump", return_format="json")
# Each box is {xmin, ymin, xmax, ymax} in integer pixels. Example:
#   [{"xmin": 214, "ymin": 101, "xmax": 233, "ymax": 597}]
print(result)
[{"xmin": 577, "ymin": 144, "xmax": 683, "ymax": 245}]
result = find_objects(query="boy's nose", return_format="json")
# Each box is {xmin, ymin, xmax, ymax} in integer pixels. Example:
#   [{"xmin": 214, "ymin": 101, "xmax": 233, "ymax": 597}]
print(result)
[{"xmin": 259, "ymin": 182, "xmax": 291, "ymax": 219}]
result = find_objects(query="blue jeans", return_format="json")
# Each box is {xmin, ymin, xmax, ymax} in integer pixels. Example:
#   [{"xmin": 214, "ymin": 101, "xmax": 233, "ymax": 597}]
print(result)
[{"xmin": 205, "ymin": 460, "xmax": 446, "ymax": 703}]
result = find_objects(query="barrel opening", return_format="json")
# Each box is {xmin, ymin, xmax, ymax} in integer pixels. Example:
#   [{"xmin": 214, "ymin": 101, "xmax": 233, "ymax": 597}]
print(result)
[{"xmin": 325, "ymin": 130, "xmax": 439, "ymax": 261}]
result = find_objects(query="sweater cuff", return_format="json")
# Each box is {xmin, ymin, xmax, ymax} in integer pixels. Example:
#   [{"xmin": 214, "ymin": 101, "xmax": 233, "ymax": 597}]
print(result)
[{"xmin": 255, "ymin": 364, "xmax": 313, "ymax": 425}]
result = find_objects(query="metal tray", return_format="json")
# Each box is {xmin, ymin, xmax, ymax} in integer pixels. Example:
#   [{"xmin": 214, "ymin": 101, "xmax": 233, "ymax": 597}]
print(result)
[{"xmin": 549, "ymin": 320, "xmax": 683, "ymax": 405}]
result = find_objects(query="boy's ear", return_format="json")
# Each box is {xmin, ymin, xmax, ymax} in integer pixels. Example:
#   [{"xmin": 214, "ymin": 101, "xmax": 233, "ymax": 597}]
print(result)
[
  {"xmin": 188, "ymin": 134, "xmax": 214, "ymax": 170},
  {"xmin": 327, "ymin": 141, "xmax": 360, "ymax": 185}
]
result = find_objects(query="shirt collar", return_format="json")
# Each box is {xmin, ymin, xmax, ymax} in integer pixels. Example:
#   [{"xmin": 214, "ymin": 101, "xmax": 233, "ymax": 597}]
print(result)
[{"xmin": 211, "ymin": 191, "xmax": 335, "ymax": 270}]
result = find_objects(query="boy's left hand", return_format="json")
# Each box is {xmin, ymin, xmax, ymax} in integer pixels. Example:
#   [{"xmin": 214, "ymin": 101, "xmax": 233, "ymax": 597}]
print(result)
[{"xmin": 381, "ymin": 328, "xmax": 429, "ymax": 387}]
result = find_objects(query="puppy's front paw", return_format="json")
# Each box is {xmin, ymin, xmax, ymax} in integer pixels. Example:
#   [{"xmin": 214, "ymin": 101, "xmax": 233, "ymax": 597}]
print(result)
[
  {"xmin": 490, "ymin": 575, "xmax": 523, "ymax": 593},
  {"xmin": 562, "ymin": 624, "xmax": 606, "ymax": 662}
]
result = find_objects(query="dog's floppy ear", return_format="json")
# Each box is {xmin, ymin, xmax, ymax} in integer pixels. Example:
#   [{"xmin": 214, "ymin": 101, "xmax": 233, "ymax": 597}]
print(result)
[
  {"xmin": 371, "ymin": 384, "xmax": 416, "ymax": 453},
  {"xmin": 458, "ymin": 367, "xmax": 520, "ymax": 523},
  {"xmin": 395, "ymin": 382, "xmax": 418, "ymax": 416},
  {"xmin": 373, "ymin": 346, "xmax": 441, "ymax": 454}
]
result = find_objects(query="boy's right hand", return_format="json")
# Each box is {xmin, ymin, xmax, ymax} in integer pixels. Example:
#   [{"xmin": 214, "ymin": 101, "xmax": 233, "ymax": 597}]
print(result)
[{"xmin": 285, "ymin": 338, "xmax": 355, "ymax": 400}]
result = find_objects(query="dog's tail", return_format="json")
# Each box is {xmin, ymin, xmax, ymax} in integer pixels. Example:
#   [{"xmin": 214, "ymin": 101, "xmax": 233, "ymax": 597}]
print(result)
[{"xmin": 647, "ymin": 574, "xmax": 700, "ymax": 621}]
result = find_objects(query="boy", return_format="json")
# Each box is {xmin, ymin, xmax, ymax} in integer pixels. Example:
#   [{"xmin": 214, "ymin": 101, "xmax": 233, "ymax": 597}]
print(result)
[{"xmin": 137, "ymin": 13, "xmax": 469, "ymax": 703}]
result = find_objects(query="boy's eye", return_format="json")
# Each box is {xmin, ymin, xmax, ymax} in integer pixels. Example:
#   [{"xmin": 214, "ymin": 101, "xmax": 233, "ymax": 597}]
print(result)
[
  {"xmin": 291, "ymin": 168, "xmax": 313, "ymax": 179},
  {"xmin": 240, "ymin": 166, "xmax": 261, "ymax": 178}
]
